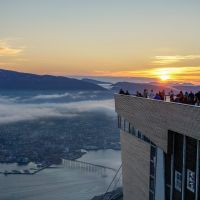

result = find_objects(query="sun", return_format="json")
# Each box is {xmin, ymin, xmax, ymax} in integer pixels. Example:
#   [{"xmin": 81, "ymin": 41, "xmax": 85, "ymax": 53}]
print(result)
[
  {"xmin": 153, "ymin": 68, "xmax": 171, "ymax": 82},
  {"xmin": 160, "ymin": 74, "xmax": 170, "ymax": 81}
]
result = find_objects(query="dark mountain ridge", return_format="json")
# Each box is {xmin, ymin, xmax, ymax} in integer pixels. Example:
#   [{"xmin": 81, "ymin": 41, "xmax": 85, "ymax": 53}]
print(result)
[
  {"xmin": 0, "ymin": 69, "xmax": 106, "ymax": 90},
  {"xmin": 82, "ymin": 78, "xmax": 111, "ymax": 85}
]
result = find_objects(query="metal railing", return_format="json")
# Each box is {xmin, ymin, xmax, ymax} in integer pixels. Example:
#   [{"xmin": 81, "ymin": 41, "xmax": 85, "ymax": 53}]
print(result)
[
  {"xmin": 103, "ymin": 164, "xmax": 123, "ymax": 200},
  {"xmin": 117, "ymin": 93, "xmax": 200, "ymax": 107}
]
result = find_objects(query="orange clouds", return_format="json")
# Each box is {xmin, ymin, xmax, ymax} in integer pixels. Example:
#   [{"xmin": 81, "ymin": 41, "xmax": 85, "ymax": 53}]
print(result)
[
  {"xmin": 152, "ymin": 55, "xmax": 200, "ymax": 65},
  {"xmin": 0, "ymin": 40, "xmax": 23, "ymax": 57},
  {"xmin": 92, "ymin": 66, "xmax": 200, "ymax": 84}
]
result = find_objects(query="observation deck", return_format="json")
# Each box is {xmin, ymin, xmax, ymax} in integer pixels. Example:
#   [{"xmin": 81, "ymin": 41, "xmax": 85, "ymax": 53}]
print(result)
[{"xmin": 115, "ymin": 94, "xmax": 200, "ymax": 153}]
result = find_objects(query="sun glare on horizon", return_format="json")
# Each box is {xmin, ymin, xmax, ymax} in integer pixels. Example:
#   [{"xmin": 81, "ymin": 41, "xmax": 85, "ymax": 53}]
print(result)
[
  {"xmin": 160, "ymin": 74, "xmax": 170, "ymax": 81},
  {"xmin": 151, "ymin": 68, "xmax": 171, "ymax": 82}
]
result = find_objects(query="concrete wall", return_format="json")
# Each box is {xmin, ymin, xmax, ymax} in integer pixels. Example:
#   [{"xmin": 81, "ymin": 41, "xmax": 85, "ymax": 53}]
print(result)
[
  {"xmin": 115, "ymin": 94, "xmax": 200, "ymax": 153},
  {"xmin": 121, "ymin": 130, "xmax": 150, "ymax": 200}
]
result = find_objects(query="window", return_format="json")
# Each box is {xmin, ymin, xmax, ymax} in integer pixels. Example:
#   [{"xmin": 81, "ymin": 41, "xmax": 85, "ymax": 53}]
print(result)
[
  {"xmin": 128, "ymin": 123, "xmax": 131, "ymax": 133},
  {"xmin": 144, "ymin": 135, "xmax": 150, "ymax": 143},
  {"xmin": 131, "ymin": 126, "xmax": 136, "ymax": 136},
  {"xmin": 186, "ymin": 169, "xmax": 195, "ymax": 193},
  {"xmin": 124, "ymin": 120, "xmax": 129, "ymax": 132},
  {"xmin": 150, "ymin": 162, "xmax": 155, "ymax": 176},
  {"xmin": 175, "ymin": 170, "xmax": 182, "ymax": 192},
  {"xmin": 151, "ymin": 146, "xmax": 156, "ymax": 161},
  {"xmin": 149, "ymin": 144, "xmax": 157, "ymax": 200},
  {"xmin": 138, "ymin": 131, "xmax": 142, "ymax": 139},
  {"xmin": 135, "ymin": 129, "xmax": 139, "ymax": 137},
  {"xmin": 119, "ymin": 120, "xmax": 152, "ymax": 145},
  {"xmin": 121, "ymin": 117, "xmax": 125, "ymax": 131},
  {"xmin": 165, "ymin": 186, "xmax": 170, "ymax": 200},
  {"xmin": 149, "ymin": 191, "xmax": 154, "ymax": 200},
  {"xmin": 118, "ymin": 116, "xmax": 121, "ymax": 128},
  {"xmin": 150, "ymin": 177, "xmax": 155, "ymax": 191}
]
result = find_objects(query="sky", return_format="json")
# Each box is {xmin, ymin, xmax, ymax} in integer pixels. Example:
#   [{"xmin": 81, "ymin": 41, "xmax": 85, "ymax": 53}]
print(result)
[{"xmin": 0, "ymin": 0, "xmax": 200, "ymax": 84}]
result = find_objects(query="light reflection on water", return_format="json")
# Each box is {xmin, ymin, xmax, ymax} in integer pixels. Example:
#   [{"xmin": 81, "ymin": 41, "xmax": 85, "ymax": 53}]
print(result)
[
  {"xmin": 0, "ymin": 162, "xmax": 37, "ymax": 172},
  {"xmin": 0, "ymin": 149, "xmax": 121, "ymax": 200}
]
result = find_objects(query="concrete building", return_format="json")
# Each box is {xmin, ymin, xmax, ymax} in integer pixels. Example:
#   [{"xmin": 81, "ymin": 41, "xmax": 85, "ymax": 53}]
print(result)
[{"xmin": 115, "ymin": 94, "xmax": 200, "ymax": 200}]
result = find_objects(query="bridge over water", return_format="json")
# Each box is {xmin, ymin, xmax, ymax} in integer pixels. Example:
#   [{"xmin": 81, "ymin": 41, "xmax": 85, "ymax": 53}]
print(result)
[{"xmin": 57, "ymin": 159, "xmax": 117, "ymax": 176}]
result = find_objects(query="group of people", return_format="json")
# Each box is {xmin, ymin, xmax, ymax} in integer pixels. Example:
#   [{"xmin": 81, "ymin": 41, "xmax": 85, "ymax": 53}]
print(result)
[
  {"xmin": 119, "ymin": 88, "xmax": 200, "ymax": 106},
  {"xmin": 170, "ymin": 90, "xmax": 200, "ymax": 105},
  {"xmin": 119, "ymin": 89, "xmax": 130, "ymax": 95}
]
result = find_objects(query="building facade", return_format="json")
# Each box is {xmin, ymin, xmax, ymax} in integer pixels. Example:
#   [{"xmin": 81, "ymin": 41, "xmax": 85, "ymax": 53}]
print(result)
[{"xmin": 115, "ymin": 94, "xmax": 200, "ymax": 200}]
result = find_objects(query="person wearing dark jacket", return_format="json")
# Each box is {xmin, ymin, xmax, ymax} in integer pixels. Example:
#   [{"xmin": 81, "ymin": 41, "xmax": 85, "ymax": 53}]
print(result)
[
  {"xmin": 195, "ymin": 91, "xmax": 200, "ymax": 106},
  {"xmin": 119, "ymin": 88, "xmax": 125, "ymax": 95},
  {"xmin": 125, "ymin": 90, "xmax": 130, "ymax": 95},
  {"xmin": 154, "ymin": 93, "xmax": 161, "ymax": 100},
  {"xmin": 188, "ymin": 91, "xmax": 195, "ymax": 105}
]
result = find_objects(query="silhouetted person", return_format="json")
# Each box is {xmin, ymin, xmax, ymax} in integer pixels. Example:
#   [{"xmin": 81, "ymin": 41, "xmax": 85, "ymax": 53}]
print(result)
[
  {"xmin": 136, "ymin": 91, "xmax": 142, "ymax": 97},
  {"xmin": 154, "ymin": 93, "xmax": 161, "ymax": 100},
  {"xmin": 184, "ymin": 91, "xmax": 189, "ymax": 104},
  {"xmin": 188, "ymin": 91, "xmax": 195, "ymax": 105},
  {"xmin": 119, "ymin": 88, "xmax": 125, "ymax": 95},
  {"xmin": 169, "ymin": 90, "xmax": 174, "ymax": 102},
  {"xmin": 149, "ymin": 89, "xmax": 155, "ymax": 99},
  {"xmin": 195, "ymin": 91, "xmax": 200, "ymax": 106},
  {"xmin": 125, "ymin": 90, "xmax": 130, "ymax": 95},
  {"xmin": 159, "ymin": 90, "xmax": 165, "ymax": 101},
  {"xmin": 143, "ymin": 89, "xmax": 148, "ymax": 98},
  {"xmin": 159, "ymin": 91, "xmax": 163, "ymax": 100},
  {"xmin": 177, "ymin": 91, "xmax": 184, "ymax": 103}
]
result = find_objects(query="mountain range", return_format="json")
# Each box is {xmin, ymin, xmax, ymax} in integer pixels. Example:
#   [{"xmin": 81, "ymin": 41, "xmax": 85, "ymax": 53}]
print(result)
[
  {"xmin": 0, "ymin": 69, "xmax": 106, "ymax": 90},
  {"xmin": 0, "ymin": 69, "xmax": 199, "ymax": 93},
  {"xmin": 81, "ymin": 78, "xmax": 111, "ymax": 85}
]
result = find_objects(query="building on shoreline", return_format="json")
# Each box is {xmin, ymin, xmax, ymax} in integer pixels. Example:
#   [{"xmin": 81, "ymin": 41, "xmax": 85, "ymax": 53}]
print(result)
[{"xmin": 115, "ymin": 94, "xmax": 200, "ymax": 200}]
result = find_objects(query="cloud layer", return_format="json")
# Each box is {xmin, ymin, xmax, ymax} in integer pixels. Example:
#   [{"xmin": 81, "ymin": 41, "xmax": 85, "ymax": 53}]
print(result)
[
  {"xmin": 153, "ymin": 55, "xmax": 200, "ymax": 65},
  {"xmin": 31, "ymin": 91, "xmax": 88, "ymax": 100},
  {"xmin": 0, "ymin": 94, "xmax": 115, "ymax": 124}
]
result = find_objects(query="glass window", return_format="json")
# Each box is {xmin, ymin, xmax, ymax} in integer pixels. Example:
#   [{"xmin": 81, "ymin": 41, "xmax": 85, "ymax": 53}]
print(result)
[
  {"xmin": 150, "ymin": 162, "xmax": 155, "ymax": 176},
  {"xmin": 118, "ymin": 116, "xmax": 121, "ymax": 128},
  {"xmin": 149, "ymin": 191, "xmax": 154, "ymax": 200},
  {"xmin": 128, "ymin": 123, "xmax": 131, "ymax": 133},
  {"xmin": 165, "ymin": 186, "xmax": 170, "ymax": 200},
  {"xmin": 135, "ymin": 129, "xmax": 139, "ymax": 137},
  {"xmin": 138, "ymin": 131, "xmax": 142, "ymax": 139},
  {"xmin": 131, "ymin": 126, "xmax": 136, "ymax": 136},
  {"xmin": 186, "ymin": 169, "xmax": 195, "ymax": 193},
  {"xmin": 124, "ymin": 120, "xmax": 129, "ymax": 132},
  {"xmin": 151, "ymin": 146, "xmax": 156, "ymax": 161},
  {"xmin": 175, "ymin": 170, "xmax": 182, "ymax": 192},
  {"xmin": 150, "ymin": 177, "xmax": 155, "ymax": 191},
  {"xmin": 121, "ymin": 117, "xmax": 125, "ymax": 131},
  {"xmin": 144, "ymin": 135, "xmax": 150, "ymax": 143}
]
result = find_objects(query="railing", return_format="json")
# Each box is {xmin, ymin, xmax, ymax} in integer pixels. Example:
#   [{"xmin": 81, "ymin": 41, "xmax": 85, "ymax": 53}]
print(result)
[
  {"xmin": 117, "ymin": 93, "xmax": 200, "ymax": 107},
  {"xmin": 103, "ymin": 164, "xmax": 123, "ymax": 200}
]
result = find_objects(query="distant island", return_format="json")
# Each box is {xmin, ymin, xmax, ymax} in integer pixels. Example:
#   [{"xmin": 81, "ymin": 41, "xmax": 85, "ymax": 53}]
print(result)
[{"xmin": 0, "ymin": 69, "xmax": 106, "ymax": 91}]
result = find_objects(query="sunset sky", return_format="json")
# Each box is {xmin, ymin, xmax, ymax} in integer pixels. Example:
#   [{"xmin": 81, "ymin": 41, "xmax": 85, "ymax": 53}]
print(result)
[{"xmin": 0, "ymin": 0, "xmax": 200, "ymax": 84}]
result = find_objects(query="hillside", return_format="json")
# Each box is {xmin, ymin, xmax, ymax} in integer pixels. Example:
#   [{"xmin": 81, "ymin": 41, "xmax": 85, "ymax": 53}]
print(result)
[
  {"xmin": 82, "ymin": 78, "xmax": 111, "ymax": 85},
  {"xmin": 0, "ymin": 69, "xmax": 106, "ymax": 90}
]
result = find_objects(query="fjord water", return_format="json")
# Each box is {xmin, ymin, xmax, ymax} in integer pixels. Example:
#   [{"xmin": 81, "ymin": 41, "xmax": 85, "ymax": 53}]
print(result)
[
  {"xmin": 0, "ymin": 90, "xmax": 121, "ymax": 200},
  {"xmin": 0, "ymin": 150, "xmax": 121, "ymax": 200}
]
